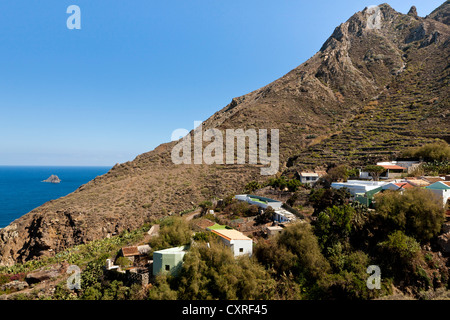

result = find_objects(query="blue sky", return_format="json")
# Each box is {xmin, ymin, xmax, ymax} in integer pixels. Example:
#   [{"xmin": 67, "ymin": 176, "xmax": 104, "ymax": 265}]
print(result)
[{"xmin": 0, "ymin": 0, "xmax": 444, "ymax": 166}]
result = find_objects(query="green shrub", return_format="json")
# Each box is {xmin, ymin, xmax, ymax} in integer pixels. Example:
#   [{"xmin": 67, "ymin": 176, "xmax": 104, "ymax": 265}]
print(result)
[
  {"xmin": 115, "ymin": 256, "xmax": 132, "ymax": 269},
  {"xmin": 314, "ymin": 205, "xmax": 355, "ymax": 251},
  {"xmin": 374, "ymin": 188, "xmax": 445, "ymax": 243},
  {"xmin": 402, "ymin": 140, "xmax": 450, "ymax": 162},
  {"xmin": 150, "ymin": 217, "xmax": 192, "ymax": 250}
]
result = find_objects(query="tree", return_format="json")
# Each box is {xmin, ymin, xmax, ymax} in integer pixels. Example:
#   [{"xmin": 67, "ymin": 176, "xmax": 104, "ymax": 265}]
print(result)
[
  {"xmin": 275, "ymin": 223, "xmax": 331, "ymax": 280},
  {"xmin": 314, "ymin": 205, "xmax": 355, "ymax": 251},
  {"xmin": 316, "ymin": 249, "xmax": 388, "ymax": 300},
  {"xmin": 174, "ymin": 241, "xmax": 276, "ymax": 300},
  {"xmin": 255, "ymin": 206, "xmax": 274, "ymax": 225},
  {"xmin": 309, "ymin": 188, "xmax": 351, "ymax": 215},
  {"xmin": 266, "ymin": 176, "xmax": 288, "ymax": 191},
  {"xmin": 148, "ymin": 275, "xmax": 178, "ymax": 300},
  {"xmin": 376, "ymin": 230, "xmax": 422, "ymax": 283},
  {"xmin": 150, "ymin": 217, "xmax": 192, "ymax": 250},
  {"xmin": 286, "ymin": 179, "xmax": 302, "ymax": 192},
  {"xmin": 244, "ymin": 181, "xmax": 262, "ymax": 193},
  {"xmin": 364, "ymin": 165, "xmax": 386, "ymax": 181},
  {"xmin": 327, "ymin": 165, "xmax": 350, "ymax": 182},
  {"xmin": 374, "ymin": 188, "xmax": 445, "ymax": 243},
  {"xmin": 199, "ymin": 200, "xmax": 213, "ymax": 214}
]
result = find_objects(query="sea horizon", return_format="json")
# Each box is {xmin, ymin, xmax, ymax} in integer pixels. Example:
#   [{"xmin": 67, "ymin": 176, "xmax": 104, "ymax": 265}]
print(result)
[{"xmin": 0, "ymin": 165, "xmax": 111, "ymax": 228}]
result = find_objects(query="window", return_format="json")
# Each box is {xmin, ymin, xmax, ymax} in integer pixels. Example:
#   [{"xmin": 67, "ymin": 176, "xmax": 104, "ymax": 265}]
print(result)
[
  {"xmin": 165, "ymin": 265, "xmax": 170, "ymax": 271},
  {"xmin": 239, "ymin": 248, "xmax": 244, "ymax": 253}
]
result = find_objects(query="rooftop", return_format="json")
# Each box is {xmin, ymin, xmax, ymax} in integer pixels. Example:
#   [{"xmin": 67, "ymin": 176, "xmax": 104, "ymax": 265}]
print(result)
[
  {"xmin": 210, "ymin": 229, "xmax": 252, "ymax": 241},
  {"xmin": 121, "ymin": 246, "xmax": 140, "ymax": 257},
  {"xmin": 333, "ymin": 180, "xmax": 387, "ymax": 187},
  {"xmin": 300, "ymin": 172, "xmax": 319, "ymax": 177},
  {"xmin": 423, "ymin": 177, "xmax": 445, "ymax": 184},
  {"xmin": 153, "ymin": 246, "xmax": 189, "ymax": 254},
  {"xmin": 405, "ymin": 178, "xmax": 430, "ymax": 187},
  {"xmin": 426, "ymin": 181, "xmax": 450, "ymax": 190},
  {"xmin": 394, "ymin": 182, "xmax": 414, "ymax": 189},
  {"xmin": 379, "ymin": 165, "xmax": 406, "ymax": 170}
]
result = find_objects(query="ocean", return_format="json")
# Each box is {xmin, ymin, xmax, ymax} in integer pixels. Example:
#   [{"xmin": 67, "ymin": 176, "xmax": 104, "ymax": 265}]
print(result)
[{"xmin": 0, "ymin": 166, "xmax": 111, "ymax": 228}]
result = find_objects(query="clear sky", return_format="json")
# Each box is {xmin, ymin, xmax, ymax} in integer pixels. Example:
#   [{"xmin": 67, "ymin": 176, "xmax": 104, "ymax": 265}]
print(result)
[{"xmin": 0, "ymin": 0, "xmax": 444, "ymax": 166}]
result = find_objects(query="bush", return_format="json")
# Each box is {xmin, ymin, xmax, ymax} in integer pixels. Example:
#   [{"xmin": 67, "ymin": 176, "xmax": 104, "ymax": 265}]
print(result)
[
  {"xmin": 314, "ymin": 205, "xmax": 355, "ymax": 251},
  {"xmin": 309, "ymin": 188, "xmax": 351, "ymax": 215},
  {"xmin": 377, "ymin": 230, "xmax": 422, "ymax": 282},
  {"xmin": 287, "ymin": 179, "xmax": 303, "ymax": 192},
  {"xmin": 402, "ymin": 140, "xmax": 450, "ymax": 162},
  {"xmin": 274, "ymin": 223, "xmax": 331, "ymax": 280},
  {"xmin": 171, "ymin": 241, "xmax": 276, "ymax": 300},
  {"xmin": 150, "ymin": 217, "xmax": 192, "ymax": 250},
  {"xmin": 244, "ymin": 181, "xmax": 262, "ymax": 193},
  {"xmin": 374, "ymin": 188, "xmax": 445, "ymax": 243},
  {"xmin": 115, "ymin": 256, "xmax": 132, "ymax": 269},
  {"xmin": 324, "ymin": 165, "xmax": 350, "ymax": 185}
]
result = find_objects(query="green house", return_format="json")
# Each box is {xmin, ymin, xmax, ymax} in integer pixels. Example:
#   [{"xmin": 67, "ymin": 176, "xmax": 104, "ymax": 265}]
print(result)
[
  {"xmin": 152, "ymin": 245, "xmax": 189, "ymax": 276},
  {"xmin": 354, "ymin": 186, "xmax": 383, "ymax": 207}
]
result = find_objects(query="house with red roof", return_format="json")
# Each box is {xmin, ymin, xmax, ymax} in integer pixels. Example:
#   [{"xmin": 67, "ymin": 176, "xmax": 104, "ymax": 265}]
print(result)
[
  {"xmin": 382, "ymin": 181, "xmax": 415, "ymax": 192},
  {"xmin": 376, "ymin": 162, "xmax": 407, "ymax": 179}
]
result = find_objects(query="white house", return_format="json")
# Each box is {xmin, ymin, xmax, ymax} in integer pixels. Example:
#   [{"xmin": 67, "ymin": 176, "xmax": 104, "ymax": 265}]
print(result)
[
  {"xmin": 331, "ymin": 180, "xmax": 388, "ymax": 196},
  {"xmin": 273, "ymin": 208, "xmax": 296, "ymax": 223},
  {"xmin": 210, "ymin": 228, "xmax": 253, "ymax": 257},
  {"xmin": 299, "ymin": 172, "xmax": 319, "ymax": 185},
  {"xmin": 426, "ymin": 181, "xmax": 450, "ymax": 208}
]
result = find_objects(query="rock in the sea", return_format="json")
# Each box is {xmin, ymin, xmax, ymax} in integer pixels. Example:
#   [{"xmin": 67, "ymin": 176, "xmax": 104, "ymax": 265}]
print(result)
[{"xmin": 42, "ymin": 175, "xmax": 61, "ymax": 183}]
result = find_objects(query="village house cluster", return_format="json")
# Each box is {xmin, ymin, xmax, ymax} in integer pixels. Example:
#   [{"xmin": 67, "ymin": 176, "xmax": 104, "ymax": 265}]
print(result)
[
  {"xmin": 103, "ymin": 191, "xmax": 304, "ymax": 285},
  {"xmin": 299, "ymin": 160, "xmax": 450, "ymax": 210},
  {"xmin": 103, "ymin": 159, "xmax": 449, "ymax": 288}
]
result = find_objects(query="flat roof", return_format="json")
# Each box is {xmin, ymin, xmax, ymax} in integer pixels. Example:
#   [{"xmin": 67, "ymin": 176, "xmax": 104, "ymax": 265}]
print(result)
[
  {"xmin": 153, "ymin": 246, "xmax": 189, "ymax": 254},
  {"xmin": 211, "ymin": 229, "xmax": 252, "ymax": 241},
  {"xmin": 300, "ymin": 172, "xmax": 319, "ymax": 177},
  {"xmin": 405, "ymin": 179, "xmax": 430, "ymax": 187},
  {"xmin": 332, "ymin": 180, "xmax": 387, "ymax": 187}
]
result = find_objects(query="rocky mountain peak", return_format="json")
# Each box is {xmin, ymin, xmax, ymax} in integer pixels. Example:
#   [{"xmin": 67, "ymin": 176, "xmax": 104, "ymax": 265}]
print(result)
[
  {"xmin": 427, "ymin": 0, "xmax": 450, "ymax": 25},
  {"xmin": 408, "ymin": 6, "xmax": 418, "ymax": 18}
]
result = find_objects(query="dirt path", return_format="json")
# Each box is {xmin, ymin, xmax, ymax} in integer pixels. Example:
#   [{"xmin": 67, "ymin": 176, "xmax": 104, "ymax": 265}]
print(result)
[{"xmin": 183, "ymin": 208, "xmax": 202, "ymax": 221}]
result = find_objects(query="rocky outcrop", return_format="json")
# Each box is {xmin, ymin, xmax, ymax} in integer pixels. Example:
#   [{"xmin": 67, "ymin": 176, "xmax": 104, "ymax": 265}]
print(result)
[
  {"xmin": 0, "ymin": 280, "xmax": 29, "ymax": 292},
  {"xmin": 407, "ymin": 6, "xmax": 418, "ymax": 18},
  {"xmin": 42, "ymin": 175, "xmax": 61, "ymax": 183},
  {"xmin": 437, "ymin": 222, "xmax": 450, "ymax": 253},
  {"xmin": 25, "ymin": 264, "xmax": 67, "ymax": 284}
]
